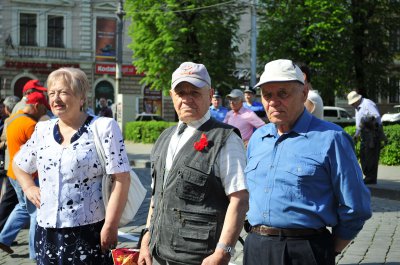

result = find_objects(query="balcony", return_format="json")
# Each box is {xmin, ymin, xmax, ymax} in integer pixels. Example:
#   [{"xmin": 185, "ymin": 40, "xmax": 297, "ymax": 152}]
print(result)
[{"xmin": 4, "ymin": 45, "xmax": 94, "ymax": 62}]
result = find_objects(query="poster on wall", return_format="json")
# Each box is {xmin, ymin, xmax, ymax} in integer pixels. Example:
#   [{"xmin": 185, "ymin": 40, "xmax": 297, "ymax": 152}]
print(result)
[
  {"xmin": 143, "ymin": 86, "xmax": 162, "ymax": 115},
  {"xmin": 96, "ymin": 17, "xmax": 116, "ymax": 62}
]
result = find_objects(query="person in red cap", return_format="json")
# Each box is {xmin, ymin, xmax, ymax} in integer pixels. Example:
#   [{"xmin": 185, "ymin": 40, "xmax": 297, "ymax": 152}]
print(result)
[
  {"xmin": 12, "ymin": 79, "xmax": 50, "ymax": 120},
  {"xmin": 0, "ymin": 91, "xmax": 50, "ymax": 259}
]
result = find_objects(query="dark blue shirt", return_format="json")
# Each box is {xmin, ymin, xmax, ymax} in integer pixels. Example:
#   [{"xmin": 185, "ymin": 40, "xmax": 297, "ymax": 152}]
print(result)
[
  {"xmin": 209, "ymin": 106, "xmax": 228, "ymax": 122},
  {"xmin": 245, "ymin": 110, "xmax": 371, "ymax": 240}
]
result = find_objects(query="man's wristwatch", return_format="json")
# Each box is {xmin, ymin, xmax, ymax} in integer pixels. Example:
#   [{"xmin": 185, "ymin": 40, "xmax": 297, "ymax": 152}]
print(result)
[{"xmin": 216, "ymin": 242, "xmax": 236, "ymax": 257}]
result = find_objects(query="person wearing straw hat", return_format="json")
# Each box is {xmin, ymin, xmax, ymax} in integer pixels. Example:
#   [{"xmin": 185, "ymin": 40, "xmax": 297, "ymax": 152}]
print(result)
[
  {"xmin": 244, "ymin": 59, "xmax": 371, "ymax": 265},
  {"xmin": 347, "ymin": 91, "xmax": 386, "ymax": 184}
]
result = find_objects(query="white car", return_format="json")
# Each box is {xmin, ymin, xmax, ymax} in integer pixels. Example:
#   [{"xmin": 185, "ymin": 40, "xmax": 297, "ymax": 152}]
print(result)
[
  {"xmin": 323, "ymin": 106, "xmax": 355, "ymax": 126},
  {"xmin": 381, "ymin": 105, "xmax": 400, "ymax": 124}
]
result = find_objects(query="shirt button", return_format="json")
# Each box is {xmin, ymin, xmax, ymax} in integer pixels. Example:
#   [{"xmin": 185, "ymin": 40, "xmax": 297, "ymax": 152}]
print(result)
[
  {"xmin": 263, "ymin": 213, "xmax": 267, "ymax": 218},
  {"xmin": 264, "ymin": 188, "xmax": 269, "ymax": 193}
]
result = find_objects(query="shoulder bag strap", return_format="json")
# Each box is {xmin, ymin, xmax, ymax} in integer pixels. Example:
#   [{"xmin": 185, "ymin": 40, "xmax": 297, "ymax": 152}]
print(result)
[{"xmin": 92, "ymin": 118, "xmax": 107, "ymax": 170}]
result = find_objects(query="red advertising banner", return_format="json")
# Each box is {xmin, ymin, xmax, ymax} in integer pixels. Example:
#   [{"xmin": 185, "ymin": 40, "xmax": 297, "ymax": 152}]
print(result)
[
  {"xmin": 96, "ymin": 17, "xmax": 116, "ymax": 62},
  {"xmin": 95, "ymin": 64, "xmax": 144, "ymax": 76}
]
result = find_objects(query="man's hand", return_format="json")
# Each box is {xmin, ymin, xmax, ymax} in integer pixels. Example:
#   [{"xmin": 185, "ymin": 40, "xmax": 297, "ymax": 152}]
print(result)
[
  {"xmin": 201, "ymin": 248, "xmax": 231, "ymax": 265},
  {"xmin": 138, "ymin": 233, "xmax": 153, "ymax": 265}
]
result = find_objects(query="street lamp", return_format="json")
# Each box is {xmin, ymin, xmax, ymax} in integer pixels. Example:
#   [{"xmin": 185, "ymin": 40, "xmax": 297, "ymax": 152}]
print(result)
[{"xmin": 115, "ymin": 0, "xmax": 125, "ymax": 126}]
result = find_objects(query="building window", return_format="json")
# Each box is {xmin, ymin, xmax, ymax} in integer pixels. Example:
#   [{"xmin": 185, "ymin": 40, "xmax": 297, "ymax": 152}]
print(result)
[
  {"xmin": 20, "ymin": 13, "xmax": 37, "ymax": 46},
  {"xmin": 48, "ymin": 15, "xmax": 64, "ymax": 48}
]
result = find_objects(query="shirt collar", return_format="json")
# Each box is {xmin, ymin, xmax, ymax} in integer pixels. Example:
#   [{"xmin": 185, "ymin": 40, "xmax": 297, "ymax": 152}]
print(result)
[
  {"xmin": 178, "ymin": 111, "xmax": 210, "ymax": 130},
  {"xmin": 260, "ymin": 108, "xmax": 311, "ymax": 139}
]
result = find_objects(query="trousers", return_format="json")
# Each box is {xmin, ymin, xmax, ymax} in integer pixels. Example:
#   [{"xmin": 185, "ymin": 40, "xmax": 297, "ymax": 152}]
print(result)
[
  {"xmin": 0, "ymin": 178, "xmax": 37, "ymax": 259},
  {"xmin": 0, "ymin": 175, "xmax": 18, "ymax": 231},
  {"xmin": 244, "ymin": 230, "xmax": 335, "ymax": 265}
]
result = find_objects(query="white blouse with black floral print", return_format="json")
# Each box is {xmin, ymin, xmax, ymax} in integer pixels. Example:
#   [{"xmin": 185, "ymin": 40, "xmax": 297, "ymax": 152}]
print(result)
[{"xmin": 14, "ymin": 116, "xmax": 131, "ymax": 228}]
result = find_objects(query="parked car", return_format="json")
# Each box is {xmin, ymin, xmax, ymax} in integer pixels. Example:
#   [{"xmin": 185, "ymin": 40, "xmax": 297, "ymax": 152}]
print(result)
[
  {"xmin": 323, "ymin": 106, "xmax": 355, "ymax": 126},
  {"xmin": 135, "ymin": 113, "xmax": 165, "ymax": 121},
  {"xmin": 381, "ymin": 105, "xmax": 400, "ymax": 124}
]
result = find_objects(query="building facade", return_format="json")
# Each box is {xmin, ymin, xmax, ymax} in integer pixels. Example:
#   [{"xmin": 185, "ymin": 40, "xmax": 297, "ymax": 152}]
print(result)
[{"xmin": 0, "ymin": 0, "xmax": 175, "ymax": 128}]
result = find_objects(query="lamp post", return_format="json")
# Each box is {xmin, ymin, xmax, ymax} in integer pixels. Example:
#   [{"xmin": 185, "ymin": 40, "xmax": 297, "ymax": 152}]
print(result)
[
  {"xmin": 115, "ymin": 0, "xmax": 125, "ymax": 126},
  {"xmin": 250, "ymin": 0, "xmax": 257, "ymax": 88}
]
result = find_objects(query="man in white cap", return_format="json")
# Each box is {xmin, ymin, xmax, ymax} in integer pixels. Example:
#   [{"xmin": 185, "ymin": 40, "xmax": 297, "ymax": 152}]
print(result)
[
  {"xmin": 224, "ymin": 89, "xmax": 265, "ymax": 146},
  {"xmin": 347, "ymin": 91, "xmax": 386, "ymax": 184},
  {"xmin": 244, "ymin": 59, "xmax": 371, "ymax": 265},
  {"xmin": 138, "ymin": 62, "xmax": 249, "ymax": 265}
]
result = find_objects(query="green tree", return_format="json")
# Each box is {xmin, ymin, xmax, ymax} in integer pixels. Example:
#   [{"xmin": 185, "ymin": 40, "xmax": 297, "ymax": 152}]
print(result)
[
  {"xmin": 257, "ymin": 0, "xmax": 400, "ymax": 104},
  {"xmin": 350, "ymin": 0, "xmax": 400, "ymax": 100},
  {"xmin": 257, "ymin": 0, "xmax": 352, "ymax": 105},
  {"xmin": 125, "ymin": 0, "xmax": 244, "ymax": 95}
]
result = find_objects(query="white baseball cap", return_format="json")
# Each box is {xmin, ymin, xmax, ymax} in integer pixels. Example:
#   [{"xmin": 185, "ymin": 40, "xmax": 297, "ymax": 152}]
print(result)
[
  {"xmin": 254, "ymin": 59, "xmax": 305, "ymax": 88},
  {"xmin": 171, "ymin": 62, "xmax": 211, "ymax": 89}
]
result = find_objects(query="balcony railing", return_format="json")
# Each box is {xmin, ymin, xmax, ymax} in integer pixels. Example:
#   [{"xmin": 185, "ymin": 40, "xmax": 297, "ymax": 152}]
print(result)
[
  {"xmin": 4, "ymin": 45, "xmax": 94, "ymax": 61},
  {"xmin": 4, "ymin": 45, "xmax": 133, "ymax": 63}
]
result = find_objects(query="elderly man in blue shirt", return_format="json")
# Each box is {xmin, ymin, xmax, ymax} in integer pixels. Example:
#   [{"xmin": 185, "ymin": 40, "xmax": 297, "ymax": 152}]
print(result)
[{"xmin": 244, "ymin": 59, "xmax": 372, "ymax": 265}]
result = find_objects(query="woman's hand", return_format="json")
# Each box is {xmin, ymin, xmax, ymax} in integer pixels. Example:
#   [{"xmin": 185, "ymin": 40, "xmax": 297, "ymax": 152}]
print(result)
[
  {"xmin": 24, "ymin": 185, "xmax": 41, "ymax": 209},
  {"xmin": 100, "ymin": 223, "xmax": 119, "ymax": 253}
]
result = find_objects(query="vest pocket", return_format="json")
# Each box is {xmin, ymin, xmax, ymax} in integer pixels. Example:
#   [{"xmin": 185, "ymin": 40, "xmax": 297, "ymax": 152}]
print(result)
[
  {"xmin": 172, "ymin": 209, "xmax": 217, "ymax": 254},
  {"xmin": 176, "ymin": 169, "xmax": 208, "ymax": 202}
]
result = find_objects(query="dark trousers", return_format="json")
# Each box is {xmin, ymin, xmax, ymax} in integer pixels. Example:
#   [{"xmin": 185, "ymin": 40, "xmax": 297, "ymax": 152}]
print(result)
[
  {"xmin": 0, "ymin": 175, "xmax": 18, "ymax": 231},
  {"xmin": 360, "ymin": 141, "xmax": 380, "ymax": 183},
  {"xmin": 244, "ymin": 230, "xmax": 335, "ymax": 265}
]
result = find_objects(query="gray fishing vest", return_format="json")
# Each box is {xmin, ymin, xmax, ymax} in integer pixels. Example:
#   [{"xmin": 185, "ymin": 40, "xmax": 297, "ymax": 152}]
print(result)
[{"xmin": 149, "ymin": 118, "xmax": 240, "ymax": 264}]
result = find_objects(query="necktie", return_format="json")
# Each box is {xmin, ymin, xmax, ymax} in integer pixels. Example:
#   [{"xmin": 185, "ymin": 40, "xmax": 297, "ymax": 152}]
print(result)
[{"xmin": 177, "ymin": 123, "xmax": 187, "ymax": 135}]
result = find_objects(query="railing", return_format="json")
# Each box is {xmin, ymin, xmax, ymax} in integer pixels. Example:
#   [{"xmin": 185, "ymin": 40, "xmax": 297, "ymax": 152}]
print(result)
[
  {"xmin": 4, "ymin": 45, "xmax": 133, "ymax": 63},
  {"xmin": 4, "ymin": 45, "xmax": 93, "ymax": 61}
]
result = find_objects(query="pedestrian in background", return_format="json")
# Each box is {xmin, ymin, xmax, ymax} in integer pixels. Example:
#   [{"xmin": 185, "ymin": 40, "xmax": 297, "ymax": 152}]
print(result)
[
  {"xmin": 0, "ymin": 96, "xmax": 19, "ymax": 232},
  {"xmin": 347, "ymin": 90, "xmax": 386, "ymax": 184},
  {"xmin": 98, "ymin": 97, "xmax": 113, "ymax": 118},
  {"xmin": 298, "ymin": 63, "xmax": 324, "ymax": 119},
  {"xmin": 139, "ymin": 62, "xmax": 248, "ymax": 265},
  {"xmin": 12, "ymin": 79, "xmax": 52, "ymax": 121},
  {"xmin": 244, "ymin": 59, "xmax": 371, "ymax": 265},
  {"xmin": 13, "ymin": 68, "xmax": 131, "ymax": 264},
  {"xmin": 243, "ymin": 87, "xmax": 266, "ymax": 119},
  {"xmin": 224, "ymin": 89, "xmax": 265, "ymax": 146},
  {"xmin": 0, "ymin": 92, "xmax": 50, "ymax": 259},
  {"xmin": 209, "ymin": 91, "xmax": 228, "ymax": 122}
]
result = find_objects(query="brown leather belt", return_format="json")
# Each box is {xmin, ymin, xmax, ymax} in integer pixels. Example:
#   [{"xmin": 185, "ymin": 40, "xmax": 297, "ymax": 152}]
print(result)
[{"xmin": 250, "ymin": 225, "xmax": 326, "ymax": 237}]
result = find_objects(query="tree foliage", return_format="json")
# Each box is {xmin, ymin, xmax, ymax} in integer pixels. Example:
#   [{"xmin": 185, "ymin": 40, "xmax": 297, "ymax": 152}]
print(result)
[
  {"xmin": 125, "ymin": 0, "xmax": 245, "ymax": 95},
  {"xmin": 257, "ymin": 0, "xmax": 399, "ymax": 104}
]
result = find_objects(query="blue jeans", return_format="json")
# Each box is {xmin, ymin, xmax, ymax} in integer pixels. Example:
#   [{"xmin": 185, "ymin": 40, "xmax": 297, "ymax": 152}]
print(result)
[{"xmin": 0, "ymin": 178, "xmax": 37, "ymax": 259}]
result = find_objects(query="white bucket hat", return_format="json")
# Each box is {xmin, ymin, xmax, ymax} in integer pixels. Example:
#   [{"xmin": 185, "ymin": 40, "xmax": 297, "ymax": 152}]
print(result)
[{"xmin": 347, "ymin": 91, "xmax": 362, "ymax": 105}]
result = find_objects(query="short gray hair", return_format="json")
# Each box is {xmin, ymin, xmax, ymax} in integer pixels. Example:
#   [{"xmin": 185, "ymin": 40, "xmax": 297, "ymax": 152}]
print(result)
[
  {"xmin": 3, "ymin": 96, "xmax": 20, "ymax": 113},
  {"xmin": 47, "ymin": 67, "xmax": 90, "ymax": 110}
]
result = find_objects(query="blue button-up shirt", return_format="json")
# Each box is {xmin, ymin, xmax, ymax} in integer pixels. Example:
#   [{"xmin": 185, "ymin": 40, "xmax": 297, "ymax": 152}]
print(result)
[
  {"xmin": 245, "ymin": 110, "xmax": 371, "ymax": 240},
  {"xmin": 209, "ymin": 105, "xmax": 228, "ymax": 122}
]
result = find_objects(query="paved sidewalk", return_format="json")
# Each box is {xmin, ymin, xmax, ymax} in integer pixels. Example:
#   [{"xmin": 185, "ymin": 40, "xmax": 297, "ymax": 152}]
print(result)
[{"xmin": 1, "ymin": 141, "xmax": 399, "ymax": 264}]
